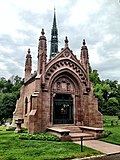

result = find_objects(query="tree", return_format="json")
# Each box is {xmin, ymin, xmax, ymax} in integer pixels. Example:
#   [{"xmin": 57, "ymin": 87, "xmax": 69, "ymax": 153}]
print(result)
[
  {"xmin": 12, "ymin": 75, "xmax": 24, "ymax": 92},
  {"xmin": 0, "ymin": 93, "xmax": 18, "ymax": 122},
  {"xmin": 90, "ymin": 67, "xmax": 120, "ymax": 115},
  {"xmin": 0, "ymin": 75, "xmax": 23, "ymax": 123},
  {"xmin": 90, "ymin": 69, "xmax": 101, "ymax": 86},
  {"xmin": 106, "ymin": 97, "xmax": 119, "ymax": 115},
  {"xmin": 0, "ymin": 77, "xmax": 7, "ymax": 93}
]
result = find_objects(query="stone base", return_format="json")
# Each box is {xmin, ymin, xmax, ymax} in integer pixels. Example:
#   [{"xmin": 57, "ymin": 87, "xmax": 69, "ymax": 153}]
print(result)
[{"xmin": 14, "ymin": 128, "xmax": 22, "ymax": 133}]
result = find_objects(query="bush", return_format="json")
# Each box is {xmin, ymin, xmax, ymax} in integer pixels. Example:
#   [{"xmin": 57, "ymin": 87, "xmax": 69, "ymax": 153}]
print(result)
[
  {"xmin": 21, "ymin": 128, "xmax": 28, "ymax": 133},
  {"xmin": 6, "ymin": 127, "xmax": 28, "ymax": 133},
  {"xmin": 6, "ymin": 127, "xmax": 16, "ymax": 131},
  {"xmin": 103, "ymin": 130, "xmax": 112, "ymax": 138},
  {"xmin": 19, "ymin": 132, "xmax": 60, "ymax": 141}
]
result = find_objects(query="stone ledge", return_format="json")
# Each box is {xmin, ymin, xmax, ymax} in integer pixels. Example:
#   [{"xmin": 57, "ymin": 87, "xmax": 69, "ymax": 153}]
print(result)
[
  {"xmin": 47, "ymin": 127, "xmax": 71, "ymax": 141},
  {"xmin": 47, "ymin": 127, "xmax": 70, "ymax": 135},
  {"xmin": 79, "ymin": 126, "xmax": 104, "ymax": 132},
  {"xmin": 79, "ymin": 126, "xmax": 104, "ymax": 139}
]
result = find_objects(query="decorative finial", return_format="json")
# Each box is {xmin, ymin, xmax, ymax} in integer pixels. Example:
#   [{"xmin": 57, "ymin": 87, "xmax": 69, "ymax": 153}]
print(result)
[
  {"xmin": 65, "ymin": 36, "xmax": 68, "ymax": 44},
  {"xmin": 83, "ymin": 39, "xmax": 86, "ymax": 46},
  {"xmin": 65, "ymin": 36, "xmax": 69, "ymax": 48},
  {"xmin": 28, "ymin": 48, "xmax": 30, "ymax": 54},
  {"xmin": 54, "ymin": 6, "xmax": 56, "ymax": 13},
  {"xmin": 41, "ymin": 28, "xmax": 45, "ymax": 36}
]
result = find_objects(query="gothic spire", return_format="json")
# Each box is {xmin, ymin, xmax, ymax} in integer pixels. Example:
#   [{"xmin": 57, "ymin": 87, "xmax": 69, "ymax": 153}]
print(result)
[
  {"xmin": 50, "ymin": 8, "xmax": 58, "ymax": 59},
  {"xmin": 53, "ymin": 7, "xmax": 57, "ymax": 28}
]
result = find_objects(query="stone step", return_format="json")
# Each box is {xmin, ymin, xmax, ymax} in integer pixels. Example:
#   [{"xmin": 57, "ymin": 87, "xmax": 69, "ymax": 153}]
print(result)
[
  {"xmin": 70, "ymin": 132, "xmax": 94, "ymax": 141},
  {"xmin": 55, "ymin": 125, "xmax": 82, "ymax": 133},
  {"xmin": 47, "ymin": 127, "xmax": 71, "ymax": 141},
  {"xmin": 71, "ymin": 136, "xmax": 95, "ymax": 141},
  {"xmin": 47, "ymin": 126, "xmax": 95, "ymax": 141}
]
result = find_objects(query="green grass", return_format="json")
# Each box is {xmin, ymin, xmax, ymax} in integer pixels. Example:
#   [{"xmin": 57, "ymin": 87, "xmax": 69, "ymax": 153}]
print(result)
[
  {"xmin": 101, "ymin": 115, "xmax": 120, "ymax": 145},
  {"xmin": 103, "ymin": 115, "xmax": 119, "ymax": 126},
  {"xmin": 0, "ymin": 126, "xmax": 101, "ymax": 160}
]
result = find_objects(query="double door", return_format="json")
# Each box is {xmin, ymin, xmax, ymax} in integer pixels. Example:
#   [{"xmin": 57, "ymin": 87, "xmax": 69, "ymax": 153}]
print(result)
[{"xmin": 53, "ymin": 94, "xmax": 73, "ymax": 124}]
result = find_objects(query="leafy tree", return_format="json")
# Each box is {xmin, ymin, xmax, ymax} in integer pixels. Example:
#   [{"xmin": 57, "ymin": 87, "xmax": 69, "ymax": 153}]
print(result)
[
  {"xmin": 90, "ymin": 69, "xmax": 101, "ymax": 86},
  {"xmin": 0, "ymin": 75, "xmax": 23, "ymax": 123},
  {"xmin": 0, "ymin": 77, "xmax": 7, "ymax": 93},
  {"xmin": 0, "ymin": 93, "xmax": 18, "ymax": 122},
  {"xmin": 12, "ymin": 75, "xmax": 24, "ymax": 92},
  {"xmin": 90, "ymin": 67, "xmax": 120, "ymax": 115},
  {"xmin": 106, "ymin": 97, "xmax": 119, "ymax": 115}
]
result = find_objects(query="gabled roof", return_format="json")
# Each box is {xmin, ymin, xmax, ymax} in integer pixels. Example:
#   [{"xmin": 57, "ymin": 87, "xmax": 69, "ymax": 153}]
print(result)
[
  {"xmin": 46, "ymin": 45, "xmax": 87, "ymax": 74},
  {"xmin": 46, "ymin": 46, "xmax": 81, "ymax": 70}
]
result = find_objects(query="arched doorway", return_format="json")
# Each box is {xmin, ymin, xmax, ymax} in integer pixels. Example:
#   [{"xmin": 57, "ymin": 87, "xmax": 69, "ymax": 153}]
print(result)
[{"xmin": 53, "ymin": 94, "xmax": 73, "ymax": 124}]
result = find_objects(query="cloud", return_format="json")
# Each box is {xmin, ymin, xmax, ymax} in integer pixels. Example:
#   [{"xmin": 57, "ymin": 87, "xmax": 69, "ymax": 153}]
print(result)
[{"xmin": 0, "ymin": 0, "xmax": 120, "ymax": 82}]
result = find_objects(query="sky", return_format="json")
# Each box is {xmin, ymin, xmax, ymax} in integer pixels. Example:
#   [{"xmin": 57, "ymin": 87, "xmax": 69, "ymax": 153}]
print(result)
[{"xmin": 0, "ymin": 0, "xmax": 120, "ymax": 82}]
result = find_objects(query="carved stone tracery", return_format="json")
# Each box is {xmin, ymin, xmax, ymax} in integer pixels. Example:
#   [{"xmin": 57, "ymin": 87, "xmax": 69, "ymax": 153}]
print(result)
[
  {"xmin": 52, "ymin": 77, "xmax": 74, "ymax": 93},
  {"xmin": 45, "ymin": 59, "xmax": 87, "ymax": 86}
]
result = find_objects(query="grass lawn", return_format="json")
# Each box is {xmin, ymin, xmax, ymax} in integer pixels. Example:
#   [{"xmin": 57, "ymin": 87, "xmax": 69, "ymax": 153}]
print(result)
[
  {"xmin": 0, "ymin": 126, "xmax": 101, "ymax": 160},
  {"xmin": 100, "ymin": 115, "xmax": 120, "ymax": 145}
]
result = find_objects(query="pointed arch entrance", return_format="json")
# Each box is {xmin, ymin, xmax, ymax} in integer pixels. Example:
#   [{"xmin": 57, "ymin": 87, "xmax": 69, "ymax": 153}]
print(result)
[
  {"xmin": 49, "ymin": 70, "xmax": 82, "ymax": 125},
  {"xmin": 53, "ymin": 93, "xmax": 73, "ymax": 124}
]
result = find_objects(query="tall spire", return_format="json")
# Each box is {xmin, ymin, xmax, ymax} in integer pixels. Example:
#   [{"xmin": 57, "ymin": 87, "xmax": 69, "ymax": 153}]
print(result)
[
  {"xmin": 53, "ymin": 7, "xmax": 57, "ymax": 28},
  {"xmin": 50, "ymin": 8, "xmax": 58, "ymax": 59}
]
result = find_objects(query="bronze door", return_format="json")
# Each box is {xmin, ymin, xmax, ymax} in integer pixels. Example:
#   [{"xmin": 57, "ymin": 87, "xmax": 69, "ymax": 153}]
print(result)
[{"xmin": 53, "ymin": 94, "xmax": 73, "ymax": 124}]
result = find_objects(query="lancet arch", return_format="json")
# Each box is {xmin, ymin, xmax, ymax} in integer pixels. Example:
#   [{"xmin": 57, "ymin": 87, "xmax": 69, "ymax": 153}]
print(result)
[{"xmin": 49, "ymin": 68, "xmax": 82, "ymax": 125}]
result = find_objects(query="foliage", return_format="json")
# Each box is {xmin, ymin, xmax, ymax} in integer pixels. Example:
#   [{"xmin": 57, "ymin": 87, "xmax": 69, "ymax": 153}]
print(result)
[
  {"xmin": 0, "ymin": 92, "xmax": 19, "ymax": 122},
  {"xmin": 0, "ymin": 76, "xmax": 23, "ymax": 123},
  {"xmin": 19, "ymin": 132, "xmax": 61, "ymax": 142},
  {"xmin": 103, "ymin": 115, "xmax": 119, "ymax": 127},
  {"xmin": 90, "ymin": 68, "xmax": 120, "ymax": 115},
  {"xmin": 6, "ymin": 127, "xmax": 16, "ymax": 131},
  {"xmin": 103, "ymin": 130, "xmax": 112, "ymax": 138},
  {"xmin": 89, "ymin": 70, "xmax": 101, "ymax": 86},
  {"xmin": 117, "ymin": 112, "xmax": 120, "ymax": 120},
  {"xmin": 6, "ymin": 127, "xmax": 28, "ymax": 132},
  {"xmin": 101, "ymin": 115, "xmax": 120, "ymax": 145},
  {"xmin": 0, "ymin": 126, "xmax": 101, "ymax": 160}
]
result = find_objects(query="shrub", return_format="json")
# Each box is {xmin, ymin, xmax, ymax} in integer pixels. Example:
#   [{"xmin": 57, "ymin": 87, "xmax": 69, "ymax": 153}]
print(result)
[
  {"xmin": 103, "ymin": 130, "xmax": 112, "ymax": 138},
  {"xmin": 6, "ymin": 127, "xmax": 28, "ymax": 133},
  {"xmin": 6, "ymin": 127, "xmax": 16, "ymax": 131},
  {"xmin": 19, "ymin": 132, "xmax": 60, "ymax": 141},
  {"xmin": 21, "ymin": 128, "xmax": 28, "ymax": 133}
]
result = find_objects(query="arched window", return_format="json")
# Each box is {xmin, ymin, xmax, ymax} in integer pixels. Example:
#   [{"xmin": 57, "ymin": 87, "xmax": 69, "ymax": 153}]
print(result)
[
  {"xmin": 30, "ymin": 95, "xmax": 32, "ymax": 111},
  {"xmin": 25, "ymin": 97, "xmax": 28, "ymax": 114}
]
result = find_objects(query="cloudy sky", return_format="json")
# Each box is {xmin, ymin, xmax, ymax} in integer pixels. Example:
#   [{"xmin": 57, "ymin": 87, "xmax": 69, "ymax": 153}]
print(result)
[{"xmin": 0, "ymin": 0, "xmax": 120, "ymax": 82}]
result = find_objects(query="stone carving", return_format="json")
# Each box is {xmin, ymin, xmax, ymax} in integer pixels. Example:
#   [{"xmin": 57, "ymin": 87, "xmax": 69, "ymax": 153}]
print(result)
[
  {"xmin": 52, "ymin": 77, "xmax": 74, "ymax": 94},
  {"xmin": 45, "ymin": 59, "xmax": 87, "ymax": 85}
]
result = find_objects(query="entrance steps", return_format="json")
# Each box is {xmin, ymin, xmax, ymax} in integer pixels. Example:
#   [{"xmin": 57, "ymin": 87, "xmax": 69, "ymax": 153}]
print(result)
[
  {"xmin": 47, "ymin": 125, "xmax": 95, "ymax": 141},
  {"xmin": 60, "ymin": 125, "xmax": 94, "ymax": 141},
  {"xmin": 57, "ymin": 125, "xmax": 82, "ymax": 133},
  {"xmin": 70, "ymin": 133, "xmax": 94, "ymax": 141}
]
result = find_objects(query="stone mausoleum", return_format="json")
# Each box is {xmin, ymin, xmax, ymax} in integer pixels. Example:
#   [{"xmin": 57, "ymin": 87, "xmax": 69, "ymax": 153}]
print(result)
[{"xmin": 13, "ymin": 10, "xmax": 103, "ymax": 134}]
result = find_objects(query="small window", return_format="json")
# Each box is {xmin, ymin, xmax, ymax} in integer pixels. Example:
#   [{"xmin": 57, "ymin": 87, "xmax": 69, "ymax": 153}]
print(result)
[
  {"xmin": 25, "ymin": 97, "xmax": 28, "ymax": 114},
  {"xmin": 30, "ymin": 95, "xmax": 32, "ymax": 111}
]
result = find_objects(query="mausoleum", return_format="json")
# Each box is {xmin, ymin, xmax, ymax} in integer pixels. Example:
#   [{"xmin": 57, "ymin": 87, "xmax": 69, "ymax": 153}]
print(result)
[{"xmin": 13, "ymin": 10, "xmax": 103, "ymax": 135}]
